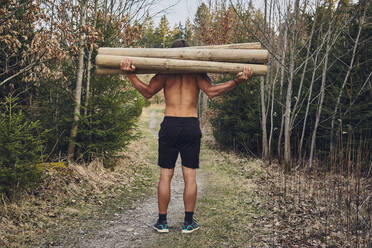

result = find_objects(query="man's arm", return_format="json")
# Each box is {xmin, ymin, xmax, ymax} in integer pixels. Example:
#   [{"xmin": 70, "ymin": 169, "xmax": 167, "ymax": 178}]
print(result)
[
  {"xmin": 120, "ymin": 58, "xmax": 164, "ymax": 99},
  {"xmin": 198, "ymin": 67, "xmax": 253, "ymax": 98}
]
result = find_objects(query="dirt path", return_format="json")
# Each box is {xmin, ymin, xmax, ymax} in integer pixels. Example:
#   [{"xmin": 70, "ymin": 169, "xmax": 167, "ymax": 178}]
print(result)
[
  {"xmin": 72, "ymin": 107, "xmax": 206, "ymax": 248},
  {"xmin": 4, "ymin": 105, "xmax": 367, "ymax": 247}
]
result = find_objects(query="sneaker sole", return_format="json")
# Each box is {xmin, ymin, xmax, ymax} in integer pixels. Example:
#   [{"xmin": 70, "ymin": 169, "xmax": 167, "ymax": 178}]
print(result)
[
  {"xmin": 152, "ymin": 226, "xmax": 169, "ymax": 233},
  {"xmin": 181, "ymin": 226, "xmax": 200, "ymax": 233}
]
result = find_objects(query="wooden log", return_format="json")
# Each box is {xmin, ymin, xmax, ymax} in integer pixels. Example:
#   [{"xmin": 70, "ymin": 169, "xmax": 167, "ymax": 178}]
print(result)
[
  {"xmin": 95, "ymin": 55, "xmax": 267, "ymax": 76},
  {"xmin": 95, "ymin": 66, "xmax": 267, "ymax": 76},
  {"xmin": 95, "ymin": 66, "xmax": 232, "ymax": 75},
  {"xmin": 95, "ymin": 66, "xmax": 179, "ymax": 75},
  {"xmin": 97, "ymin": 47, "xmax": 268, "ymax": 64},
  {"xmin": 189, "ymin": 42, "xmax": 261, "ymax": 49}
]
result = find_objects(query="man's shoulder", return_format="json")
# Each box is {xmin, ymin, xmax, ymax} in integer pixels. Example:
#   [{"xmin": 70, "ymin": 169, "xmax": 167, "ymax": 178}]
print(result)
[{"xmin": 150, "ymin": 73, "xmax": 166, "ymax": 80}]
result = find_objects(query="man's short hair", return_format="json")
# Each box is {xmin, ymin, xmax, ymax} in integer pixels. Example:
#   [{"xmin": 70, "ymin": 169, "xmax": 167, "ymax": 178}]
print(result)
[{"xmin": 171, "ymin": 39, "xmax": 189, "ymax": 48}]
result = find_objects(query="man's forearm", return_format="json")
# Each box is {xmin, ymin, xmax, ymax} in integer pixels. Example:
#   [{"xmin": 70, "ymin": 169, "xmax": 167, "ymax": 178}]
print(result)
[
  {"xmin": 207, "ymin": 79, "xmax": 238, "ymax": 98},
  {"xmin": 126, "ymin": 74, "xmax": 152, "ymax": 98}
]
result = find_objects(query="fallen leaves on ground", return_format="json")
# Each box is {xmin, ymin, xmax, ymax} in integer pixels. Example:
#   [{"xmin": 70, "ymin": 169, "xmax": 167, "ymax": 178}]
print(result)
[{"xmin": 244, "ymin": 161, "xmax": 371, "ymax": 247}]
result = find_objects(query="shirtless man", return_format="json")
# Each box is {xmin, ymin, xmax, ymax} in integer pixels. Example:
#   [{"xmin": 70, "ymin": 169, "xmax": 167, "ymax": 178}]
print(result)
[{"xmin": 120, "ymin": 40, "xmax": 252, "ymax": 233}]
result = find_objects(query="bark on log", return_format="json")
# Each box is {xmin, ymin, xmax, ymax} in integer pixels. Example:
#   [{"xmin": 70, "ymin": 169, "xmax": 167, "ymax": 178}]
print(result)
[
  {"xmin": 96, "ymin": 66, "xmax": 266, "ymax": 75},
  {"xmin": 189, "ymin": 42, "xmax": 261, "ymax": 49},
  {"xmin": 95, "ymin": 56, "xmax": 267, "ymax": 76},
  {"xmin": 97, "ymin": 48, "xmax": 268, "ymax": 64},
  {"xmin": 95, "ymin": 66, "xmax": 173, "ymax": 75},
  {"xmin": 95, "ymin": 66, "xmax": 267, "ymax": 76},
  {"xmin": 96, "ymin": 66, "xmax": 178, "ymax": 75}
]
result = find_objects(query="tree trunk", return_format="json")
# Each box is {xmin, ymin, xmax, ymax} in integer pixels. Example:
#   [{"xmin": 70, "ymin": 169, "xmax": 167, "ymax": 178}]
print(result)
[
  {"xmin": 299, "ymin": 48, "xmax": 320, "ymax": 163},
  {"xmin": 67, "ymin": 1, "xmax": 87, "ymax": 161},
  {"xmin": 309, "ymin": 31, "xmax": 331, "ymax": 168},
  {"xmin": 266, "ymin": 0, "xmax": 277, "ymax": 160},
  {"xmin": 260, "ymin": 76, "xmax": 269, "ymax": 160},
  {"xmin": 277, "ymin": 22, "xmax": 288, "ymax": 159},
  {"xmin": 201, "ymin": 92, "xmax": 209, "ymax": 126},
  {"xmin": 103, "ymin": 0, "xmax": 108, "ymax": 17},
  {"xmin": 269, "ymin": 65, "xmax": 279, "ymax": 157},
  {"xmin": 283, "ymin": 0, "xmax": 300, "ymax": 168},
  {"xmin": 84, "ymin": 0, "xmax": 98, "ymax": 116},
  {"xmin": 85, "ymin": 47, "xmax": 93, "ymax": 114}
]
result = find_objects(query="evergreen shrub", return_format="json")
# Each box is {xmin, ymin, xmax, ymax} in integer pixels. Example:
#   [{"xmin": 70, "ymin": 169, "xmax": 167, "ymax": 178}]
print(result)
[
  {"xmin": 34, "ymin": 72, "xmax": 75, "ymax": 160},
  {"xmin": 210, "ymin": 78, "xmax": 262, "ymax": 155},
  {"xmin": 76, "ymin": 75, "xmax": 146, "ymax": 164},
  {"xmin": 0, "ymin": 96, "xmax": 44, "ymax": 199}
]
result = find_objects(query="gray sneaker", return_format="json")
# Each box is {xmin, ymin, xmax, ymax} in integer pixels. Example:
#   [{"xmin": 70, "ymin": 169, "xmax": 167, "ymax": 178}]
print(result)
[
  {"xmin": 181, "ymin": 219, "xmax": 199, "ymax": 233},
  {"xmin": 153, "ymin": 220, "xmax": 169, "ymax": 233}
]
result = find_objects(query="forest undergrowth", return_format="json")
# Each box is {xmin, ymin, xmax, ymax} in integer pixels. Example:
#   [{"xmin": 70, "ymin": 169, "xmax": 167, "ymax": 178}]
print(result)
[
  {"xmin": 0, "ymin": 104, "xmax": 371, "ymax": 248},
  {"xmin": 156, "ymin": 119, "xmax": 371, "ymax": 248},
  {"xmin": 210, "ymin": 119, "xmax": 371, "ymax": 247},
  {"xmin": 247, "ymin": 163, "xmax": 371, "ymax": 247},
  {"xmin": 0, "ymin": 106, "xmax": 159, "ymax": 248}
]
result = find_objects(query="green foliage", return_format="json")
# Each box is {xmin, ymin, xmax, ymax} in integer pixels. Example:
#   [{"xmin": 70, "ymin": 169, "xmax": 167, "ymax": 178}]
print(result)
[
  {"xmin": 75, "ymin": 75, "xmax": 146, "ymax": 163},
  {"xmin": 211, "ymin": 78, "xmax": 262, "ymax": 155},
  {"xmin": 0, "ymin": 96, "xmax": 44, "ymax": 199},
  {"xmin": 21, "ymin": 58, "xmax": 80, "ymax": 162},
  {"xmin": 139, "ymin": 15, "xmax": 192, "ymax": 48}
]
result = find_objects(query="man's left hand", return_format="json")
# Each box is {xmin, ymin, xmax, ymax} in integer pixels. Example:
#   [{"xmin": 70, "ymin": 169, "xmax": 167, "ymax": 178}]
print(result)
[
  {"xmin": 234, "ymin": 66, "xmax": 253, "ymax": 84},
  {"xmin": 120, "ymin": 58, "xmax": 136, "ymax": 75}
]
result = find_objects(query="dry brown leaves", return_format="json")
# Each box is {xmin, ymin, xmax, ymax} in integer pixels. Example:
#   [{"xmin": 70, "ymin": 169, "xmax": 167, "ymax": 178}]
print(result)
[
  {"xmin": 245, "ymin": 162, "xmax": 371, "ymax": 247},
  {"xmin": 0, "ymin": 134, "xmax": 156, "ymax": 248}
]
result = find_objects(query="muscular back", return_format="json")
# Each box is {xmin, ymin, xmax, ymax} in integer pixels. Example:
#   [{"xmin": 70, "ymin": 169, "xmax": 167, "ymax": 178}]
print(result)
[
  {"xmin": 123, "ymin": 58, "xmax": 250, "ymax": 116},
  {"xmin": 158, "ymin": 74, "xmax": 201, "ymax": 117}
]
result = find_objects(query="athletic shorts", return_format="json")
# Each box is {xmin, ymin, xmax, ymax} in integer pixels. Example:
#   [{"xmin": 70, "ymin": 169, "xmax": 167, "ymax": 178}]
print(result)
[{"xmin": 158, "ymin": 116, "xmax": 202, "ymax": 169}]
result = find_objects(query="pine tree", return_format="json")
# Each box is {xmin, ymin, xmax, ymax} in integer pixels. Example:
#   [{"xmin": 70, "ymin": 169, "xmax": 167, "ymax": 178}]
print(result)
[
  {"xmin": 184, "ymin": 19, "xmax": 194, "ymax": 44},
  {"xmin": 0, "ymin": 96, "xmax": 44, "ymax": 199},
  {"xmin": 75, "ymin": 75, "xmax": 146, "ymax": 164},
  {"xmin": 171, "ymin": 22, "xmax": 184, "ymax": 40},
  {"xmin": 211, "ymin": 79, "xmax": 262, "ymax": 155},
  {"xmin": 159, "ymin": 15, "xmax": 170, "ymax": 47},
  {"xmin": 194, "ymin": 3, "xmax": 213, "ymax": 44}
]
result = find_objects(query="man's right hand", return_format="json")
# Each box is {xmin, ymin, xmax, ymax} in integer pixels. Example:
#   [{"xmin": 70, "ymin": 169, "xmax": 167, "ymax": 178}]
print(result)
[
  {"xmin": 120, "ymin": 58, "xmax": 136, "ymax": 75},
  {"xmin": 233, "ymin": 66, "xmax": 253, "ymax": 84}
]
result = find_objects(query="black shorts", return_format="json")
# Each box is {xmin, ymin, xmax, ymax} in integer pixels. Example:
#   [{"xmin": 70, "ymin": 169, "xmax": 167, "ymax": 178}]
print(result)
[{"xmin": 158, "ymin": 117, "xmax": 202, "ymax": 169}]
